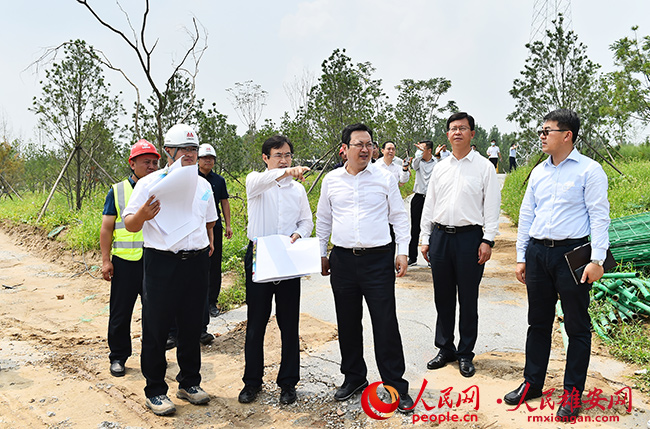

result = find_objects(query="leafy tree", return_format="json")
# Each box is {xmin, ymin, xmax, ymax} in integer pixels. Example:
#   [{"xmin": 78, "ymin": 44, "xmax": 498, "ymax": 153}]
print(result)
[
  {"xmin": 605, "ymin": 26, "xmax": 650, "ymax": 142},
  {"xmin": 31, "ymin": 39, "xmax": 123, "ymax": 210},
  {"xmin": 508, "ymin": 16, "xmax": 604, "ymax": 161},
  {"xmin": 227, "ymin": 80, "xmax": 268, "ymax": 135},
  {"xmin": 305, "ymin": 49, "xmax": 389, "ymax": 151},
  {"xmin": 394, "ymin": 78, "xmax": 457, "ymax": 145},
  {"xmin": 0, "ymin": 140, "xmax": 24, "ymax": 197}
]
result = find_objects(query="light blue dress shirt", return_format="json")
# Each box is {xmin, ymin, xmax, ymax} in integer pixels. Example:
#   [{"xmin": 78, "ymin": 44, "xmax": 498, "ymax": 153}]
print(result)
[{"xmin": 516, "ymin": 148, "xmax": 610, "ymax": 262}]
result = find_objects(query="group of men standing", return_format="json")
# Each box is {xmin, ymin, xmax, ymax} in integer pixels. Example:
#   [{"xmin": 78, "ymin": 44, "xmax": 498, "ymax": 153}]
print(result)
[{"xmin": 100, "ymin": 107, "xmax": 609, "ymax": 421}]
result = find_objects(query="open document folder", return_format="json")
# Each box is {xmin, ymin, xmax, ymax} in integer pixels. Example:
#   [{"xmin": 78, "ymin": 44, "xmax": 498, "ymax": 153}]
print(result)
[{"xmin": 252, "ymin": 235, "xmax": 321, "ymax": 283}]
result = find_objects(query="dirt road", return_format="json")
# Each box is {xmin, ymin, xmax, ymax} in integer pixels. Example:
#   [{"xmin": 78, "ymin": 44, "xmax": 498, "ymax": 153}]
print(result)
[{"xmin": 0, "ymin": 220, "xmax": 648, "ymax": 428}]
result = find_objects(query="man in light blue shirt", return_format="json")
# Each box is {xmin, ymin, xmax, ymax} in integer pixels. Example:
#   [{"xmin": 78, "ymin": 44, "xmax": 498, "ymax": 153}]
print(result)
[{"xmin": 504, "ymin": 109, "xmax": 610, "ymax": 421}]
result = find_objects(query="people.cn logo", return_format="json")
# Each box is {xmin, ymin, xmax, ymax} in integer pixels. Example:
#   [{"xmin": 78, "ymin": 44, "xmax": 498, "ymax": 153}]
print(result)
[{"xmin": 361, "ymin": 381, "xmax": 399, "ymax": 420}]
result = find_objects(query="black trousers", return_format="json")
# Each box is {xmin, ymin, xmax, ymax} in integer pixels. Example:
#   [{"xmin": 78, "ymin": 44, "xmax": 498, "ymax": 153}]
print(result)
[
  {"xmin": 409, "ymin": 193, "xmax": 426, "ymax": 261},
  {"xmin": 208, "ymin": 222, "xmax": 224, "ymax": 305},
  {"xmin": 329, "ymin": 246, "xmax": 409, "ymax": 394},
  {"xmin": 243, "ymin": 242, "xmax": 301, "ymax": 388},
  {"xmin": 429, "ymin": 227, "xmax": 484, "ymax": 360},
  {"xmin": 141, "ymin": 247, "xmax": 209, "ymax": 398},
  {"xmin": 524, "ymin": 239, "xmax": 591, "ymax": 395},
  {"xmin": 108, "ymin": 255, "xmax": 143, "ymax": 363},
  {"xmin": 489, "ymin": 158, "xmax": 498, "ymax": 169},
  {"xmin": 509, "ymin": 156, "xmax": 517, "ymax": 171}
]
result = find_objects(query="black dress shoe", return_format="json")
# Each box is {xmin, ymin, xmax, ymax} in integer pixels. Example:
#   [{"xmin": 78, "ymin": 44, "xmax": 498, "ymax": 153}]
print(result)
[
  {"xmin": 556, "ymin": 400, "xmax": 581, "ymax": 419},
  {"xmin": 458, "ymin": 358, "xmax": 475, "ymax": 378},
  {"xmin": 110, "ymin": 360, "xmax": 125, "ymax": 377},
  {"xmin": 200, "ymin": 331, "xmax": 215, "ymax": 345},
  {"xmin": 238, "ymin": 385, "xmax": 262, "ymax": 404},
  {"xmin": 503, "ymin": 382, "xmax": 543, "ymax": 405},
  {"xmin": 334, "ymin": 380, "xmax": 368, "ymax": 401},
  {"xmin": 427, "ymin": 352, "xmax": 455, "ymax": 370},
  {"xmin": 397, "ymin": 392, "xmax": 414, "ymax": 414},
  {"xmin": 279, "ymin": 386, "xmax": 297, "ymax": 405},
  {"xmin": 165, "ymin": 336, "xmax": 177, "ymax": 350},
  {"xmin": 209, "ymin": 304, "xmax": 221, "ymax": 318}
]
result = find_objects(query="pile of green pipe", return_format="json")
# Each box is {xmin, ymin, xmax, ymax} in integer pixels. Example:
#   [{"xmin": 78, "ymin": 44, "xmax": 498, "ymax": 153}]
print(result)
[
  {"xmin": 589, "ymin": 271, "xmax": 650, "ymax": 342},
  {"xmin": 609, "ymin": 212, "xmax": 650, "ymax": 267}
]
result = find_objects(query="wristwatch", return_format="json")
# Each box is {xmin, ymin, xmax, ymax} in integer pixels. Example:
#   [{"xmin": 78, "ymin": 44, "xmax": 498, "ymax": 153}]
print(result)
[
  {"xmin": 481, "ymin": 239, "xmax": 495, "ymax": 248},
  {"xmin": 591, "ymin": 259, "xmax": 605, "ymax": 266}
]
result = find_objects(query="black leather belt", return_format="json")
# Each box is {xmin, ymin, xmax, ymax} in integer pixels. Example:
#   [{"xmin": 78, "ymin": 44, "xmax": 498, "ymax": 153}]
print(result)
[
  {"xmin": 148, "ymin": 246, "xmax": 209, "ymax": 260},
  {"xmin": 334, "ymin": 244, "xmax": 391, "ymax": 256},
  {"xmin": 532, "ymin": 237, "xmax": 588, "ymax": 248},
  {"xmin": 433, "ymin": 223, "xmax": 483, "ymax": 234}
]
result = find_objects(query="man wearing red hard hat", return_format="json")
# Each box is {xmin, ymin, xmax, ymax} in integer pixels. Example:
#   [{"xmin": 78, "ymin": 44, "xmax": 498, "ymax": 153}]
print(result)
[{"xmin": 100, "ymin": 139, "xmax": 160, "ymax": 379}]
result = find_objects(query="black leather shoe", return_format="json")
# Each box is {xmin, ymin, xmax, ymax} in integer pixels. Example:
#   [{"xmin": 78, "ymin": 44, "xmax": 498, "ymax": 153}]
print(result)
[
  {"xmin": 334, "ymin": 380, "xmax": 368, "ymax": 401},
  {"xmin": 279, "ymin": 386, "xmax": 297, "ymax": 405},
  {"xmin": 209, "ymin": 304, "xmax": 220, "ymax": 318},
  {"xmin": 110, "ymin": 360, "xmax": 125, "ymax": 377},
  {"xmin": 407, "ymin": 258, "xmax": 417, "ymax": 266},
  {"xmin": 503, "ymin": 382, "xmax": 543, "ymax": 405},
  {"xmin": 238, "ymin": 385, "xmax": 262, "ymax": 404},
  {"xmin": 458, "ymin": 358, "xmax": 475, "ymax": 378},
  {"xmin": 427, "ymin": 352, "xmax": 455, "ymax": 370},
  {"xmin": 397, "ymin": 392, "xmax": 414, "ymax": 414},
  {"xmin": 556, "ymin": 400, "xmax": 581, "ymax": 420},
  {"xmin": 165, "ymin": 336, "xmax": 177, "ymax": 350},
  {"xmin": 200, "ymin": 331, "xmax": 215, "ymax": 345}
]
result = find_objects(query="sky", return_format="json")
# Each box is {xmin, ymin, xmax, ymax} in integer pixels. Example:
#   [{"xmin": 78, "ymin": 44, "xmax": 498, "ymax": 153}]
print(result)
[{"xmin": 1, "ymin": 0, "xmax": 649, "ymax": 145}]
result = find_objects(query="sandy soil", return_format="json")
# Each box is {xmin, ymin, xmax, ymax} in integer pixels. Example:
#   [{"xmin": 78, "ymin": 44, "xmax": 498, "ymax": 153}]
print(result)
[{"xmin": 0, "ymin": 219, "xmax": 648, "ymax": 428}]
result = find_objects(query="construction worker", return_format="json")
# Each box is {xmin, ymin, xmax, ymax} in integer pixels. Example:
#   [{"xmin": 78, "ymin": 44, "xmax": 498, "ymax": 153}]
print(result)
[
  {"xmin": 100, "ymin": 139, "xmax": 160, "ymax": 378},
  {"xmin": 123, "ymin": 124, "xmax": 218, "ymax": 416}
]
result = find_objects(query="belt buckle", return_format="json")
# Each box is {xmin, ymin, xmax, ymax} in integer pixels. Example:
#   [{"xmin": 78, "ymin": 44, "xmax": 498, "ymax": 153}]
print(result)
[
  {"xmin": 543, "ymin": 239, "xmax": 555, "ymax": 247},
  {"xmin": 179, "ymin": 250, "xmax": 191, "ymax": 260},
  {"xmin": 352, "ymin": 247, "xmax": 363, "ymax": 256},
  {"xmin": 444, "ymin": 226, "xmax": 456, "ymax": 234}
]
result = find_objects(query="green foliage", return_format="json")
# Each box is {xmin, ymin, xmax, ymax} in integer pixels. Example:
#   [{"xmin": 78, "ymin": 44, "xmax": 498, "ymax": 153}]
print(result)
[
  {"xmin": 394, "ymin": 78, "xmax": 456, "ymax": 144},
  {"xmin": 508, "ymin": 16, "xmax": 605, "ymax": 164},
  {"xmin": 30, "ymin": 39, "xmax": 124, "ymax": 210},
  {"xmin": 607, "ymin": 26, "xmax": 650, "ymax": 126},
  {"xmin": 195, "ymin": 106, "xmax": 244, "ymax": 174},
  {"xmin": 500, "ymin": 163, "xmax": 536, "ymax": 225},
  {"xmin": 0, "ymin": 140, "xmax": 24, "ymax": 192}
]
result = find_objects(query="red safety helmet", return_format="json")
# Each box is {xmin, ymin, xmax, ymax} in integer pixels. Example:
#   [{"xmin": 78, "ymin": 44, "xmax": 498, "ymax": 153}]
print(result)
[{"xmin": 129, "ymin": 139, "xmax": 160, "ymax": 161}]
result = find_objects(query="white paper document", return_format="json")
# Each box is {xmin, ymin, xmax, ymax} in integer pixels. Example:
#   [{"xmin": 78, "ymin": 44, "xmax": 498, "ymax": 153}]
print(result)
[
  {"xmin": 148, "ymin": 157, "xmax": 200, "ymax": 247},
  {"xmin": 252, "ymin": 235, "xmax": 321, "ymax": 283}
]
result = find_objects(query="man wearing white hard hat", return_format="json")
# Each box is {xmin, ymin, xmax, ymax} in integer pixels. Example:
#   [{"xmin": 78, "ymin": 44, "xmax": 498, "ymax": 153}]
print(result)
[
  {"xmin": 197, "ymin": 143, "xmax": 232, "ymax": 319},
  {"xmin": 100, "ymin": 139, "xmax": 159, "ymax": 378},
  {"xmin": 123, "ymin": 124, "xmax": 218, "ymax": 416}
]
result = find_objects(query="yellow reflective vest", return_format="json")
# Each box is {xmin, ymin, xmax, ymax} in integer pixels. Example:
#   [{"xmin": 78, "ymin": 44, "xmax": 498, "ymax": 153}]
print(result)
[{"xmin": 111, "ymin": 179, "xmax": 144, "ymax": 261}]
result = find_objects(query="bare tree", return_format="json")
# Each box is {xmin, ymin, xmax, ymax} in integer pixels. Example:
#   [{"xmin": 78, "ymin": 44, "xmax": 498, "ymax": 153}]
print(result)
[
  {"xmin": 226, "ymin": 80, "xmax": 268, "ymax": 134},
  {"xmin": 76, "ymin": 0, "xmax": 208, "ymax": 150},
  {"xmin": 283, "ymin": 69, "xmax": 315, "ymax": 116}
]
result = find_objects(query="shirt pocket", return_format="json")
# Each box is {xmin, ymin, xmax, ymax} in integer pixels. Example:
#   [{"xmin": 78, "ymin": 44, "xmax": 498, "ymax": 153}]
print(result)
[
  {"xmin": 557, "ymin": 181, "xmax": 583, "ymax": 203},
  {"xmin": 364, "ymin": 185, "xmax": 387, "ymax": 207}
]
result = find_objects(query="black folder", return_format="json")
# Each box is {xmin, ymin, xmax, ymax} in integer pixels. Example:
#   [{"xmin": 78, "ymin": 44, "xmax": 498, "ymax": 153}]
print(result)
[{"xmin": 564, "ymin": 243, "xmax": 616, "ymax": 285}]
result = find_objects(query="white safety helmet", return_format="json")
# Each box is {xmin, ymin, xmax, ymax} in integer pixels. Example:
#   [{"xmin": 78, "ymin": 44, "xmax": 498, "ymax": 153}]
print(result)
[
  {"xmin": 164, "ymin": 124, "xmax": 199, "ymax": 147},
  {"xmin": 199, "ymin": 143, "xmax": 217, "ymax": 158}
]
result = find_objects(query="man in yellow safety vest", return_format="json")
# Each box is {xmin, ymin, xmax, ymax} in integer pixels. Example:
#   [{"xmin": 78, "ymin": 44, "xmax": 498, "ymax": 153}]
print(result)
[{"xmin": 100, "ymin": 139, "xmax": 160, "ymax": 377}]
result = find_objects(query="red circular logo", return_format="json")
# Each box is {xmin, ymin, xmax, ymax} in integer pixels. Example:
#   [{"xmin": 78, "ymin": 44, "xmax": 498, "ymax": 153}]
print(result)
[{"xmin": 361, "ymin": 381, "xmax": 400, "ymax": 420}]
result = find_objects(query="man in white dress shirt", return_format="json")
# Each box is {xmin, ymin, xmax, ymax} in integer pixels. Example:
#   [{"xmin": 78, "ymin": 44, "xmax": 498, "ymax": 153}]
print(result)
[
  {"xmin": 420, "ymin": 112, "xmax": 500, "ymax": 378},
  {"xmin": 377, "ymin": 140, "xmax": 410, "ymax": 186},
  {"xmin": 123, "ymin": 124, "xmax": 217, "ymax": 416},
  {"xmin": 238, "ymin": 135, "xmax": 313, "ymax": 406},
  {"xmin": 316, "ymin": 123, "xmax": 414, "ymax": 413}
]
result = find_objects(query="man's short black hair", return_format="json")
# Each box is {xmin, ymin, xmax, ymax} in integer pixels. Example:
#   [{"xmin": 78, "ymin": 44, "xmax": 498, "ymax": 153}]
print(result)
[
  {"xmin": 419, "ymin": 140, "xmax": 434, "ymax": 150},
  {"xmin": 262, "ymin": 135, "xmax": 294, "ymax": 156},
  {"xmin": 446, "ymin": 112, "xmax": 475, "ymax": 131},
  {"xmin": 382, "ymin": 140, "xmax": 396, "ymax": 150},
  {"xmin": 342, "ymin": 123, "xmax": 373, "ymax": 145},
  {"xmin": 543, "ymin": 109, "xmax": 580, "ymax": 143}
]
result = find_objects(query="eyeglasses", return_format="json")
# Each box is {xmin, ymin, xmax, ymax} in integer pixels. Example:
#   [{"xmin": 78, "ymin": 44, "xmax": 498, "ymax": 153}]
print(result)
[
  {"xmin": 271, "ymin": 152, "xmax": 293, "ymax": 159},
  {"xmin": 178, "ymin": 146, "xmax": 199, "ymax": 153},
  {"xmin": 448, "ymin": 126, "xmax": 471, "ymax": 133},
  {"xmin": 348, "ymin": 143, "xmax": 374, "ymax": 150},
  {"xmin": 537, "ymin": 129, "xmax": 569, "ymax": 136}
]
